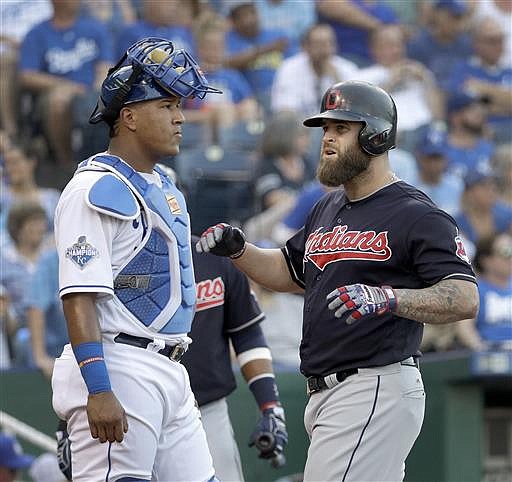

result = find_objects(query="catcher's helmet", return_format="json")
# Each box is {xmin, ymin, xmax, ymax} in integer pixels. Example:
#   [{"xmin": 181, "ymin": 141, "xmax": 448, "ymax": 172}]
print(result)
[
  {"xmin": 303, "ymin": 81, "xmax": 397, "ymax": 156},
  {"xmin": 90, "ymin": 37, "xmax": 221, "ymax": 125}
]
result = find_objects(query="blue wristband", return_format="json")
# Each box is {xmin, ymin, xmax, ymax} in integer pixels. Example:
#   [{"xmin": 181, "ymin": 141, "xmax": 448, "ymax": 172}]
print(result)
[
  {"xmin": 73, "ymin": 342, "xmax": 112, "ymax": 394},
  {"xmin": 249, "ymin": 375, "xmax": 280, "ymax": 411}
]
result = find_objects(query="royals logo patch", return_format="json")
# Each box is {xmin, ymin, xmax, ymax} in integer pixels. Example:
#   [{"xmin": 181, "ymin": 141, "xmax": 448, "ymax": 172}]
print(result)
[{"xmin": 65, "ymin": 236, "xmax": 99, "ymax": 269}]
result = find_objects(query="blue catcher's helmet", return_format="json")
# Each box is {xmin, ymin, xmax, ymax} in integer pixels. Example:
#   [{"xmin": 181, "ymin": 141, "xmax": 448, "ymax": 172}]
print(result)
[{"xmin": 90, "ymin": 37, "xmax": 221, "ymax": 125}]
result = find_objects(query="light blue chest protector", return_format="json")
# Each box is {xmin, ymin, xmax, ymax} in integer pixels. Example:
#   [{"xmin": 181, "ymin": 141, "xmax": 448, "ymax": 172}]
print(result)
[{"xmin": 77, "ymin": 155, "xmax": 195, "ymax": 334}]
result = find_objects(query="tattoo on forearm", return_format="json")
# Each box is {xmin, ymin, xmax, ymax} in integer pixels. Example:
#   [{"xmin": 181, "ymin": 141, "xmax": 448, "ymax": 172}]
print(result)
[{"xmin": 394, "ymin": 279, "xmax": 478, "ymax": 325}]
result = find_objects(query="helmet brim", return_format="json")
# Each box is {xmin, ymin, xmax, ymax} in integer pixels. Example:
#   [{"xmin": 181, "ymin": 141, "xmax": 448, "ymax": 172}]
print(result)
[{"xmin": 303, "ymin": 110, "xmax": 366, "ymax": 127}]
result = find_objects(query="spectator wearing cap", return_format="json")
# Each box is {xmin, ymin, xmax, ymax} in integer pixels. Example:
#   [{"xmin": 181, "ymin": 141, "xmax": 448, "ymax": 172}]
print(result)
[
  {"xmin": 446, "ymin": 16, "xmax": 512, "ymax": 144},
  {"xmin": 409, "ymin": 129, "xmax": 464, "ymax": 216},
  {"xmin": 456, "ymin": 233, "xmax": 512, "ymax": 351},
  {"xmin": 454, "ymin": 169, "xmax": 512, "ymax": 245},
  {"xmin": 443, "ymin": 91, "xmax": 495, "ymax": 179},
  {"xmin": 224, "ymin": 1, "xmax": 297, "ymax": 113},
  {"xmin": 407, "ymin": 0, "xmax": 472, "ymax": 90},
  {"xmin": 0, "ymin": 432, "xmax": 34, "ymax": 482},
  {"xmin": 316, "ymin": 0, "xmax": 398, "ymax": 67}
]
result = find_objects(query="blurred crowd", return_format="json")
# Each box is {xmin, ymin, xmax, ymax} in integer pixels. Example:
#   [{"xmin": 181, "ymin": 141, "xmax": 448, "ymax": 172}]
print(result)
[{"xmin": 0, "ymin": 0, "xmax": 511, "ymax": 376}]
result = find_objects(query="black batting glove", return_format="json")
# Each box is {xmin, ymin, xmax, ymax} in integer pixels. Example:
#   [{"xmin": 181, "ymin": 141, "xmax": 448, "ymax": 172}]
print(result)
[
  {"xmin": 249, "ymin": 405, "xmax": 288, "ymax": 467},
  {"xmin": 195, "ymin": 223, "xmax": 246, "ymax": 258},
  {"xmin": 326, "ymin": 284, "xmax": 397, "ymax": 324}
]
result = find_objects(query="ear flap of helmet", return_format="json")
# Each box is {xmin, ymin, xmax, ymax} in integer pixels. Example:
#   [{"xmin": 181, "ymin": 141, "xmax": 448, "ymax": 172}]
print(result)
[{"xmin": 359, "ymin": 116, "xmax": 396, "ymax": 156}]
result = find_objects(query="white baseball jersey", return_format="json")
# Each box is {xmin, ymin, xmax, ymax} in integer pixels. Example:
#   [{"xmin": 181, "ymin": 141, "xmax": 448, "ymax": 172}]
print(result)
[{"xmin": 55, "ymin": 167, "xmax": 188, "ymax": 343}]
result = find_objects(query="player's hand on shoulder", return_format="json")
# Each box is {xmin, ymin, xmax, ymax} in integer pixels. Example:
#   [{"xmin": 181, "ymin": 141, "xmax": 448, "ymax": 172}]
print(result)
[
  {"xmin": 326, "ymin": 284, "xmax": 397, "ymax": 324},
  {"xmin": 195, "ymin": 223, "xmax": 246, "ymax": 258},
  {"xmin": 249, "ymin": 405, "xmax": 288, "ymax": 468},
  {"xmin": 86, "ymin": 391, "xmax": 128, "ymax": 443}
]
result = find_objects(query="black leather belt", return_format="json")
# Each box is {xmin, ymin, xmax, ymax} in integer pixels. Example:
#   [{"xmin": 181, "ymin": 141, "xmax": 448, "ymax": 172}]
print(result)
[
  {"xmin": 307, "ymin": 357, "xmax": 419, "ymax": 396},
  {"xmin": 114, "ymin": 333, "xmax": 186, "ymax": 362},
  {"xmin": 307, "ymin": 368, "xmax": 358, "ymax": 395}
]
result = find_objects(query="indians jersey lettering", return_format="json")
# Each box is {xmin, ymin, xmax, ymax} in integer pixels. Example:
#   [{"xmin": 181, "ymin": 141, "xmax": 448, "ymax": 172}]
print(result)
[
  {"xmin": 304, "ymin": 225, "xmax": 392, "ymax": 270},
  {"xmin": 196, "ymin": 277, "xmax": 225, "ymax": 312}
]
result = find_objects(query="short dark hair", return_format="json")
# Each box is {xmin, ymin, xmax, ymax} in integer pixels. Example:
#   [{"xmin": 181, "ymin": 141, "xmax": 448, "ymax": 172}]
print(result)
[{"xmin": 7, "ymin": 202, "xmax": 47, "ymax": 245}]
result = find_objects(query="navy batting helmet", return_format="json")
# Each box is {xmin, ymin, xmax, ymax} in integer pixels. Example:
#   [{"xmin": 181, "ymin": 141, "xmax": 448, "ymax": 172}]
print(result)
[
  {"xmin": 90, "ymin": 37, "xmax": 222, "ymax": 125},
  {"xmin": 303, "ymin": 81, "xmax": 397, "ymax": 156}
]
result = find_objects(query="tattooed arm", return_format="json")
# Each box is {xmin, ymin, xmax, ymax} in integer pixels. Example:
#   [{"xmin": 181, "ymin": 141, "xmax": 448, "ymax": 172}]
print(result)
[{"xmin": 394, "ymin": 279, "xmax": 479, "ymax": 325}]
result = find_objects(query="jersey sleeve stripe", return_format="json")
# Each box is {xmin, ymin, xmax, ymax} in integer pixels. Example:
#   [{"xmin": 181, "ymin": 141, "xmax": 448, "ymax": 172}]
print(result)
[
  {"xmin": 441, "ymin": 273, "xmax": 477, "ymax": 283},
  {"xmin": 59, "ymin": 285, "xmax": 114, "ymax": 297},
  {"xmin": 226, "ymin": 312, "xmax": 265, "ymax": 333},
  {"xmin": 237, "ymin": 347, "xmax": 272, "ymax": 367},
  {"xmin": 281, "ymin": 246, "xmax": 306, "ymax": 289}
]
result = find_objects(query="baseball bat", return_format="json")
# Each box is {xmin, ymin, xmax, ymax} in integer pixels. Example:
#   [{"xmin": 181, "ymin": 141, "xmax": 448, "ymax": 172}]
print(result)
[{"xmin": 254, "ymin": 432, "xmax": 286, "ymax": 469}]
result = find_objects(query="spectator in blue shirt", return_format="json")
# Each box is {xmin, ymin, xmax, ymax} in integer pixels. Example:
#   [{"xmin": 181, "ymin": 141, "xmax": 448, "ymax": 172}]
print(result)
[
  {"xmin": 182, "ymin": 15, "xmax": 259, "ymax": 146},
  {"xmin": 256, "ymin": 0, "xmax": 317, "ymax": 43},
  {"xmin": 0, "ymin": 202, "xmax": 49, "ymax": 367},
  {"xmin": 19, "ymin": 0, "xmax": 113, "ymax": 165},
  {"xmin": 26, "ymin": 249, "xmax": 68, "ymax": 379},
  {"xmin": 317, "ymin": 0, "xmax": 398, "ymax": 67},
  {"xmin": 409, "ymin": 129, "xmax": 464, "ymax": 216},
  {"xmin": 454, "ymin": 169, "xmax": 512, "ymax": 246},
  {"xmin": 446, "ymin": 16, "xmax": 512, "ymax": 144},
  {"xmin": 224, "ymin": 1, "xmax": 296, "ymax": 113},
  {"xmin": 443, "ymin": 91, "xmax": 495, "ymax": 178},
  {"xmin": 0, "ymin": 145, "xmax": 60, "ymax": 241},
  {"xmin": 407, "ymin": 0, "xmax": 472, "ymax": 90},
  {"xmin": 456, "ymin": 233, "xmax": 512, "ymax": 351}
]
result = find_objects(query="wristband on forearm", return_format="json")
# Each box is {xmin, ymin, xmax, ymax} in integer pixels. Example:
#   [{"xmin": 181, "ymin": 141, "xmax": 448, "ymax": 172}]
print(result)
[
  {"xmin": 248, "ymin": 374, "xmax": 280, "ymax": 411},
  {"xmin": 73, "ymin": 342, "xmax": 111, "ymax": 394},
  {"xmin": 382, "ymin": 285, "xmax": 397, "ymax": 312}
]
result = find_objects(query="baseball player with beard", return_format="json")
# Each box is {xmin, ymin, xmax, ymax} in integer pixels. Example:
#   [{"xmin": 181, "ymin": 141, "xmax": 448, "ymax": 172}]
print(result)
[
  {"xmin": 51, "ymin": 38, "xmax": 222, "ymax": 481},
  {"xmin": 196, "ymin": 80, "xmax": 480, "ymax": 481}
]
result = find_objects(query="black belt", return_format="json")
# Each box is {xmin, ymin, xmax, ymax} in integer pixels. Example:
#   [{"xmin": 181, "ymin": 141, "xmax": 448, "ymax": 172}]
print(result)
[
  {"xmin": 306, "ymin": 357, "xmax": 419, "ymax": 396},
  {"xmin": 114, "ymin": 333, "xmax": 186, "ymax": 362}
]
